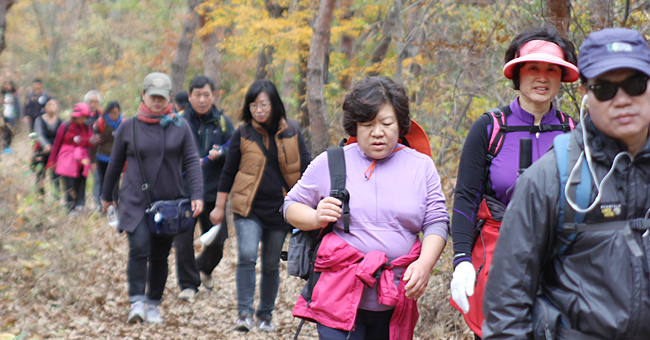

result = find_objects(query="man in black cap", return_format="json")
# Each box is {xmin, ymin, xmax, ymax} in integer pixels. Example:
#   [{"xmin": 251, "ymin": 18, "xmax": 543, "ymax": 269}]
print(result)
[
  {"xmin": 23, "ymin": 79, "xmax": 49, "ymax": 131},
  {"xmin": 483, "ymin": 28, "xmax": 650, "ymax": 339},
  {"xmin": 174, "ymin": 75, "xmax": 234, "ymax": 302}
]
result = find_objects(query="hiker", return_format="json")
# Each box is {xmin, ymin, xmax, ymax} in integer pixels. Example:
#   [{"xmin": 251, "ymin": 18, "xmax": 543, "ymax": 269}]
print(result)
[
  {"xmin": 23, "ymin": 79, "xmax": 48, "ymax": 132},
  {"xmin": 209, "ymin": 79, "xmax": 310, "ymax": 332},
  {"xmin": 84, "ymin": 89, "xmax": 103, "ymax": 209},
  {"xmin": 174, "ymin": 91, "xmax": 189, "ymax": 114},
  {"xmin": 482, "ymin": 28, "xmax": 650, "ymax": 339},
  {"xmin": 33, "ymin": 97, "xmax": 63, "ymax": 197},
  {"xmin": 92, "ymin": 101, "xmax": 122, "ymax": 204},
  {"xmin": 100, "ymin": 72, "xmax": 204, "ymax": 325},
  {"xmin": 47, "ymin": 102, "xmax": 95, "ymax": 213},
  {"xmin": 284, "ymin": 76, "xmax": 449, "ymax": 340},
  {"xmin": 173, "ymin": 75, "xmax": 235, "ymax": 301},
  {"xmin": 448, "ymin": 26, "xmax": 578, "ymax": 339},
  {"xmin": 2, "ymin": 80, "xmax": 19, "ymax": 153}
]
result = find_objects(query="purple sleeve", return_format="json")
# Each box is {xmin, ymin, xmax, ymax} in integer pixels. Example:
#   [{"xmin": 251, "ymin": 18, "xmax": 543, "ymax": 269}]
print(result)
[
  {"xmin": 422, "ymin": 159, "xmax": 450, "ymax": 241},
  {"xmin": 283, "ymin": 150, "xmax": 330, "ymax": 217}
]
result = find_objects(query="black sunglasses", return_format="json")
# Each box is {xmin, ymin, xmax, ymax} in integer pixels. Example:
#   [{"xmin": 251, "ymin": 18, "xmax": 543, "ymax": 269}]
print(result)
[{"xmin": 587, "ymin": 74, "xmax": 649, "ymax": 101}]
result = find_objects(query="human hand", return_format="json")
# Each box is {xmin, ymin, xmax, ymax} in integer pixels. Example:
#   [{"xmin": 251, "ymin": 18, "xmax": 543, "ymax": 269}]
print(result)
[
  {"xmin": 450, "ymin": 261, "xmax": 475, "ymax": 314},
  {"xmin": 191, "ymin": 200, "xmax": 204, "ymax": 218},
  {"xmin": 403, "ymin": 259, "xmax": 431, "ymax": 300},
  {"xmin": 100, "ymin": 199, "xmax": 114, "ymax": 213},
  {"xmin": 209, "ymin": 206, "xmax": 224, "ymax": 225},
  {"xmin": 43, "ymin": 144, "xmax": 52, "ymax": 153},
  {"xmin": 315, "ymin": 197, "xmax": 342, "ymax": 229},
  {"xmin": 208, "ymin": 145, "xmax": 223, "ymax": 161}
]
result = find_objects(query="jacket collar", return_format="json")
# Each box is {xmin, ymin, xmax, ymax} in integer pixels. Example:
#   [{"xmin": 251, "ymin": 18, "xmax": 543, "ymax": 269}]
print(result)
[
  {"xmin": 510, "ymin": 97, "xmax": 558, "ymax": 125},
  {"xmin": 186, "ymin": 105, "xmax": 222, "ymax": 124},
  {"xmin": 251, "ymin": 117, "xmax": 287, "ymax": 137}
]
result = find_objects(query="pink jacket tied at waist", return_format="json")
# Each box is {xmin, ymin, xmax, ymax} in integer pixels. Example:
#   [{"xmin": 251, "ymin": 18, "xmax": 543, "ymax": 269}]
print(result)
[{"xmin": 293, "ymin": 232, "xmax": 422, "ymax": 339}]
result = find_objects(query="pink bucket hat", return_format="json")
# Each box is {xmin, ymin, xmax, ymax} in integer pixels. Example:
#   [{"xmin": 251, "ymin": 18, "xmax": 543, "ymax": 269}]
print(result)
[
  {"xmin": 71, "ymin": 102, "xmax": 90, "ymax": 118},
  {"xmin": 503, "ymin": 40, "xmax": 579, "ymax": 82}
]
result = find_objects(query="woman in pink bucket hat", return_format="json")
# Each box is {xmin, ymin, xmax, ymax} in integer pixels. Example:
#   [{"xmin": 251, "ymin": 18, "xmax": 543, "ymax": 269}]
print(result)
[
  {"xmin": 448, "ymin": 26, "xmax": 579, "ymax": 339},
  {"xmin": 48, "ymin": 102, "xmax": 95, "ymax": 213}
]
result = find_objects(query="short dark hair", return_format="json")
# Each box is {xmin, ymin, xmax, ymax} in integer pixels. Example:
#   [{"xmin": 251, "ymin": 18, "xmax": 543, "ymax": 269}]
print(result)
[
  {"xmin": 504, "ymin": 26, "xmax": 577, "ymax": 90},
  {"xmin": 33, "ymin": 78, "xmax": 42, "ymax": 84},
  {"xmin": 188, "ymin": 76, "xmax": 215, "ymax": 94},
  {"xmin": 175, "ymin": 91, "xmax": 189, "ymax": 109},
  {"xmin": 342, "ymin": 76, "xmax": 411, "ymax": 137},
  {"xmin": 240, "ymin": 80, "xmax": 286, "ymax": 125},
  {"xmin": 104, "ymin": 100, "xmax": 121, "ymax": 114}
]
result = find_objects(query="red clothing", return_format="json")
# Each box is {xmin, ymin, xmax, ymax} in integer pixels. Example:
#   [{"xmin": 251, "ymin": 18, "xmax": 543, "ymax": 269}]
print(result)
[
  {"xmin": 293, "ymin": 232, "xmax": 421, "ymax": 340},
  {"xmin": 47, "ymin": 121, "xmax": 93, "ymax": 177}
]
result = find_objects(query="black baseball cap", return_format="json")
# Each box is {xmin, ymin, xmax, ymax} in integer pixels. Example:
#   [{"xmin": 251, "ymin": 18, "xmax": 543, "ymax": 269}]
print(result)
[{"xmin": 578, "ymin": 28, "xmax": 650, "ymax": 79}]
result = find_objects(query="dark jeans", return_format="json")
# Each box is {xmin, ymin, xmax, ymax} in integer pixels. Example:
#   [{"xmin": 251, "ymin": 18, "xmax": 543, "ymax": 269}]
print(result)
[
  {"xmin": 96, "ymin": 160, "xmax": 119, "ymax": 203},
  {"xmin": 235, "ymin": 217, "xmax": 288, "ymax": 319},
  {"xmin": 173, "ymin": 200, "xmax": 228, "ymax": 291},
  {"xmin": 316, "ymin": 309, "xmax": 394, "ymax": 340},
  {"xmin": 2, "ymin": 124, "xmax": 11, "ymax": 148},
  {"xmin": 127, "ymin": 217, "xmax": 175, "ymax": 305},
  {"xmin": 63, "ymin": 173, "xmax": 86, "ymax": 211}
]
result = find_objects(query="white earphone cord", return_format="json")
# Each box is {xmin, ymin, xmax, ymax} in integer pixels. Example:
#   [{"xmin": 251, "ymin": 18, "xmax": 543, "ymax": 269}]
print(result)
[{"xmin": 564, "ymin": 94, "xmax": 634, "ymax": 214}]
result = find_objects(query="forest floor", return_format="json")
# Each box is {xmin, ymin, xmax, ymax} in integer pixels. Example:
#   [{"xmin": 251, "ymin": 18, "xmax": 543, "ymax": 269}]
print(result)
[{"xmin": 0, "ymin": 127, "xmax": 473, "ymax": 340}]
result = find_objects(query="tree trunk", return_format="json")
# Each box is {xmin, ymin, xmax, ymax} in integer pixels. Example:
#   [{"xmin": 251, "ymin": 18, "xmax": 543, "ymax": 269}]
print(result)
[
  {"xmin": 546, "ymin": 0, "xmax": 571, "ymax": 38},
  {"xmin": 297, "ymin": 43, "xmax": 309, "ymax": 130},
  {"xmin": 306, "ymin": 0, "xmax": 336, "ymax": 156},
  {"xmin": 337, "ymin": 0, "xmax": 355, "ymax": 90},
  {"xmin": 255, "ymin": 46, "xmax": 275, "ymax": 80},
  {"xmin": 368, "ymin": 1, "xmax": 401, "ymax": 76},
  {"xmin": 171, "ymin": 0, "xmax": 201, "ymax": 95},
  {"xmin": 0, "ymin": 0, "xmax": 13, "ymax": 55},
  {"xmin": 199, "ymin": 16, "xmax": 222, "ymax": 96},
  {"xmin": 589, "ymin": 0, "xmax": 611, "ymax": 30}
]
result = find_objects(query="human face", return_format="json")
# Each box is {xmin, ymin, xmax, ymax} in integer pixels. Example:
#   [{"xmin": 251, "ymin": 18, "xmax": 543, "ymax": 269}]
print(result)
[
  {"xmin": 356, "ymin": 104, "xmax": 400, "ymax": 160},
  {"xmin": 32, "ymin": 82, "xmax": 42, "ymax": 94},
  {"xmin": 87, "ymin": 96, "xmax": 100, "ymax": 112},
  {"xmin": 142, "ymin": 91, "xmax": 170, "ymax": 114},
  {"xmin": 108, "ymin": 107, "xmax": 120, "ymax": 121},
  {"xmin": 518, "ymin": 61, "xmax": 562, "ymax": 110},
  {"xmin": 249, "ymin": 92, "xmax": 272, "ymax": 125},
  {"xmin": 44, "ymin": 100, "xmax": 59, "ymax": 115},
  {"xmin": 3, "ymin": 81, "xmax": 12, "ymax": 92},
  {"xmin": 189, "ymin": 84, "xmax": 215, "ymax": 115},
  {"xmin": 583, "ymin": 68, "xmax": 650, "ymax": 155}
]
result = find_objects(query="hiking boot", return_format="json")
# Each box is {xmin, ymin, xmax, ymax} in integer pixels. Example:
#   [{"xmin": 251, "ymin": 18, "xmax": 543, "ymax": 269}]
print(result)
[
  {"xmin": 200, "ymin": 271, "xmax": 214, "ymax": 290},
  {"xmin": 257, "ymin": 315, "xmax": 276, "ymax": 332},
  {"xmin": 178, "ymin": 288, "xmax": 196, "ymax": 302},
  {"xmin": 126, "ymin": 301, "xmax": 145, "ymax": 324},
  {"xmin": 145, "ymin": 304, "xmax": 163, "ymax": 324},
  {"xmin": 234, "ymin": 314, "xmax": 254, "ymax": 332}
]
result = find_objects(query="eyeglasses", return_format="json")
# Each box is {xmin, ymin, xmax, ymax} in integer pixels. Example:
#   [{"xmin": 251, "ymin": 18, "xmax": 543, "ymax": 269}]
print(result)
[
  {"xmin": 249, "ymin": 101, "xmax": 270, "ymax": 111},
  {"xmin": 587, "ymin": 74, "xmax": 649, "ymax": 101}
]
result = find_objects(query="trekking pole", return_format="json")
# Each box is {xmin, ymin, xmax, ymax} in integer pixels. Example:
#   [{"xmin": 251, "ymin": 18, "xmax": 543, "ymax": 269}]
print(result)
[{"xmin": 518, "ymin": 138, "xmax": 532, "ymax": 175}]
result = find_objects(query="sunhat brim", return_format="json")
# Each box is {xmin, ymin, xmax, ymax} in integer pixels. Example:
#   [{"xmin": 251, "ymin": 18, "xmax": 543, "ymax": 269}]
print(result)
[{"xmin": 503, "ymin": 53, "xmax": 579, "ymax": 82}]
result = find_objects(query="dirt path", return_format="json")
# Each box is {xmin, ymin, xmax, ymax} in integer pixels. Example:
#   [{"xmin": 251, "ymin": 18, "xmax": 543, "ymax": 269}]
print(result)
[{"xmin": 0, "ymin": 128, "xmax": 472, "ymax": 339}]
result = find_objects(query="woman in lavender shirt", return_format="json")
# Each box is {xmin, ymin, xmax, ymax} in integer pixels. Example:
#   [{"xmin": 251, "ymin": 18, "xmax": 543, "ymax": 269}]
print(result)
[{"xmin": 284, "ymin": 76, "xmax": 449, "ymax": 339}]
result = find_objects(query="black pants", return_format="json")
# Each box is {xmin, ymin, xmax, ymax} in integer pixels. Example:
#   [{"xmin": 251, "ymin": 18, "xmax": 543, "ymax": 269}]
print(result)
[
  {"xmin": 173, "ymin": 200, "xmax": 229, "ymax": 291},
  {"xmin": 96, "ymin": 160, "xmax": 119, "ymax": 203},
  {"xmin": 2, "ymin": 124, "xmax": 11, "ymax": 148},
  {"xmin": 316, "ymin": 309, "xmax": 394, "ymax": 340},
  {"xmin": 63, "ymin": 172, "xmax": 86, "ymax": 211},
  {"xmin": 127, "ymin": 217, "xmax": 175, "ymax": 304}
]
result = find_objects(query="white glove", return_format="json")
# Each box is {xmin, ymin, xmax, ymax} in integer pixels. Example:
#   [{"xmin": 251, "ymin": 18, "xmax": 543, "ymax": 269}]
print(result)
[{"xmin": 450, "ymin": 261, "xmax": 476, "ymax": 314}]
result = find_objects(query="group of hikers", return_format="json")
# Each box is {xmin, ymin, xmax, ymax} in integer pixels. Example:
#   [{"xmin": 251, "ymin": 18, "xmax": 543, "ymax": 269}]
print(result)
[{"xmin": 5, "ymin": 24, "xmax": 650, "ymax": 339}]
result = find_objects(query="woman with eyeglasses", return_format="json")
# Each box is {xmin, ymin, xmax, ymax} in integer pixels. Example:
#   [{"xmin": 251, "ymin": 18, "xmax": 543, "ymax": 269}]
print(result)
[
  {"xmin": 209, "ymin": 79, "xmax": 311, "ymax": 332},
  {"xmin": 448, "ymin": 26, "xmax": 579, "ymax": 339}
]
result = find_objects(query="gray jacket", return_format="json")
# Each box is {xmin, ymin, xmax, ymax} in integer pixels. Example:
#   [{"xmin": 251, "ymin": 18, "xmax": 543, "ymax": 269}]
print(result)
[
  {"xmin": 483, "ymin": 117, "xmax": 650, "ymax": 340},
  {"xmin": 102, "ymin": 117, "xmax": 203, "ymax": 233}
]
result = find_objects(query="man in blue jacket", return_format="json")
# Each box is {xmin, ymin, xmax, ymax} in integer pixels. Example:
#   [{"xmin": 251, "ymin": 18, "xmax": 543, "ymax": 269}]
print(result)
[{"xmin": 175, "ymin": 75, "xmax": 234, "ymax": 301}]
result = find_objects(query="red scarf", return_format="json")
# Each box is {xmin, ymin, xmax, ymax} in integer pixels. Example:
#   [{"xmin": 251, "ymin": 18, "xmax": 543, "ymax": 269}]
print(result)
[{"xmin": 136, "ymin": 102, "xmax": 174, "ymax": 124}]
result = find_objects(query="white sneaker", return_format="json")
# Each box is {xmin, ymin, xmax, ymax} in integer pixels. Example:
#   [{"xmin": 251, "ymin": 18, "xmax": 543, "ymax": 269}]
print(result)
[
  {"xmin": 178, "ymin": 288, "xmax": 196, "ymax": 301},
  {"xmin": 234, "ymin": 315, "xmax": 254, "ymax": 332},
  {"xmin": 145, "ymin": 304, "xmax": 163, "ymax": 324},
  {"xmin": 258, "ymin": 316, "xmax": 276, "ymax": 332},
  {"xmin": 200, "ymin": 271, "xmax": 214, "ymax": 290},
  {"xmin": 126, "ymin": 301, "xmax": 145, "ymax": 324}
]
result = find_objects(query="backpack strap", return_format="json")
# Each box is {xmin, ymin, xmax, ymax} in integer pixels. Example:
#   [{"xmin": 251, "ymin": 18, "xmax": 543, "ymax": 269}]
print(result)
[
  {"xmin": 327, "ymin": 146, "xmax": 350, "ymax": 233},
  {"xmin": 554, "ymin": 133, "xmax": 590, "ymax": 255}
]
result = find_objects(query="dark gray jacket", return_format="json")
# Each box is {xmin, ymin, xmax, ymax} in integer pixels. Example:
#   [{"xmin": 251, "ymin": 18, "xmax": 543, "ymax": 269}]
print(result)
[
  {"xmin": 102, "ymin": 117, "xmax": 203, "ymax": 233},
  {"xmin": 483, "ymin": 117, "xmax": 650, "ymax": 340}
]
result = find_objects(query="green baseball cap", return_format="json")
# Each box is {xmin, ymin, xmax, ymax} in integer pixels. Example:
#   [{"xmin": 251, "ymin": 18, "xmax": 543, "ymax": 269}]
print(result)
[{"xmin": 143, "ymin": 72, "xmax": 172, "ymax": 99}]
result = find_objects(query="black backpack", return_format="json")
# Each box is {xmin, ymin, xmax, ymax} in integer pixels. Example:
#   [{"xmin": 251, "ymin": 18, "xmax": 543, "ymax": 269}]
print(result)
[{"xmin": 286, "ymin": 146, "xmax": 349, "ymax": 280}]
